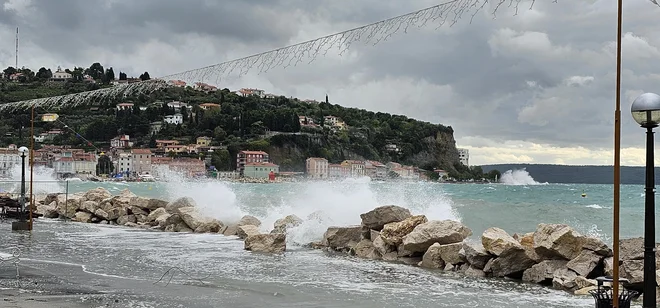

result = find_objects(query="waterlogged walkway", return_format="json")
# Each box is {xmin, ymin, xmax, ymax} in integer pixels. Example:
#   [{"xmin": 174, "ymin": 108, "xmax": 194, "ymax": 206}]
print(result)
[{"xmin": 0, "ymin": 219, "xmax": 599, "ymax": 308}]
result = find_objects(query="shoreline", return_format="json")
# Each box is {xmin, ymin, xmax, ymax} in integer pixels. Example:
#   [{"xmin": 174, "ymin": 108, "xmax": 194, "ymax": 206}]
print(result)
[{"xmin": 26, "ymin": 187, "xmax": 648, "ymax": 302}]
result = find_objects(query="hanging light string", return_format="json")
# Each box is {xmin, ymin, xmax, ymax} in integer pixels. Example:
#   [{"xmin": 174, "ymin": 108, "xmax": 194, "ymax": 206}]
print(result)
[{"xmin": 0, "ymin": 0, "xmax": 560, "ymax": 113}]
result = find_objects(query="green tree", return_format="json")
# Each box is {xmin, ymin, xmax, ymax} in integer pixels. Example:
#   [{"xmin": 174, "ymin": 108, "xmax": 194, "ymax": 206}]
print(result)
[
  {"xmin": 213, "ymin": 126, "xmax": 227, "ymax": 141},
  {"xmin": 85, "ymin": 62, "xmax": 104, "ymax": 80},
  {"xmin": 96, "ymin": 154, "xmax": 114, "ymax": 175},
  {"xmin": 35, "ymin": 67, "xmax": 52, "ymax": 80},
  {"xmin": 119, "ymin": 72, "xmax": 127, "ymax": 80},
  {"xmin": 3, "ymin": 67, "xmax": 17, "ymax": 79},
  {"xmin": 210, "ymin": 149, "xmax": 231, "ymax": 171},
  {"xmin": 104, "ymin": 67, "xmax": 115, "ymax": 84},
  {"xmin": 139, "ymin": 72, "xmax": 150, "ymax": 81}
]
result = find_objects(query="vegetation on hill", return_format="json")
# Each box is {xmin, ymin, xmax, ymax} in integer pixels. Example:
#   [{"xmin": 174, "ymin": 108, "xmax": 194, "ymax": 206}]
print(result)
[{"xmin": 1, "ymin": 63, "xmax": 486, "ymax": 178}]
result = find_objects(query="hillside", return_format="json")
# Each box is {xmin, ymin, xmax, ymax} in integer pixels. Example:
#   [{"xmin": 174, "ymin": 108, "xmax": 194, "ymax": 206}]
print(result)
[
  {"xmin": 0, "ymin": 64, "xmax": 468, "ymax": 175},
  {"xmin": 481, "ymin": 164, "xmax": 656, "ymax": 184}
]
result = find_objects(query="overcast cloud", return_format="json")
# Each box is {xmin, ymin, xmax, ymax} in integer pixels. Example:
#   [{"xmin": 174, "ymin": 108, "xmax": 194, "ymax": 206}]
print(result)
[{"xmin": 1, "ymin": 0, "xmax": 659, "ymax": 166}]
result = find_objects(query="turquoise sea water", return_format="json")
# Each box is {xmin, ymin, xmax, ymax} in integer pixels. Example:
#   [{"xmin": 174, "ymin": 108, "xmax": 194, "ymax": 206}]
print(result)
[{"xmin": 0, "ymin": 170, "xmax": 652, "ymax": 307}]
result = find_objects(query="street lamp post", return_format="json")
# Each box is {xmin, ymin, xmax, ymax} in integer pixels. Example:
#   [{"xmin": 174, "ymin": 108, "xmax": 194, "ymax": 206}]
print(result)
[
  {"xmin": 631, "ymin": 92, "xmax": 660, "ymax": 308},
  {"xmin": 11, "ymin": 146, "xmax": 30, "ymax": 231}
]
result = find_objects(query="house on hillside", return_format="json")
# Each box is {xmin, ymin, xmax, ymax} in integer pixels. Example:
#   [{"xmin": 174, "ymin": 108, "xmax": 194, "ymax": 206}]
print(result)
[
  {"xmin": 51, "ymin": 67, "xmax": 72, "ymax": 81},
  {"xmin": 199, "ymin": 103, "xmax": 220, "ymax": 111}
]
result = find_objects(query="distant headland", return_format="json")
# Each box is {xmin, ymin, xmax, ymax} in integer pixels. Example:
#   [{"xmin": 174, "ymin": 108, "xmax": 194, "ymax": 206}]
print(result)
[{"xmin": 480, "ymin": 164, "xmax": 657, "ymax": 185}]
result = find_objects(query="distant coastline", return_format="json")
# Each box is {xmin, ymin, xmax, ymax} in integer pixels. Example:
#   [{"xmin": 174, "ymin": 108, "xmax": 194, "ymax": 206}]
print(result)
[{"xmin": 481, "ymin": 164, "xmax": 656, "ymax": 185}]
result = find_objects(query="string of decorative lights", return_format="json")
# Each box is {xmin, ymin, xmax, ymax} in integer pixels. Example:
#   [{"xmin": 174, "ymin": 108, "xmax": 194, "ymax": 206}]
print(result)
[{"xmin": 4, "ymin": 0, "xmax": 656, "ymax": 112}]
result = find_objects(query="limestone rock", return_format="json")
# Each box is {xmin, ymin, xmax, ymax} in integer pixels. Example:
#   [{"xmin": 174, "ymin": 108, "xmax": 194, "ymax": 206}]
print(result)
[
  {"xmin": 574, "ymin": 276, "xmax": 597, "ymax": 289},
  {"xmin": 465, "ymin": 266, "xmax": 486, "ymax": 278},
  {"xmin": 519, "ymin": 232, "xmax": 535, "ymax": 249},
  {"xmin": 436, "ymin": 242, "xmax": 465, "ymax": 265},
  {"xmin": 460, "ymin": 241, "xmax": 492, "ymax": 270},
  {"xmin": 147, "ymin": 208, "xmax": 168, "ymax": 222},
  {"xmin": 117, "ymin": 214, "xmax": 137, "ymax": 226},
  {"xmin": 238, "ymin": 215, "xmax": 262, "ymax": 227},
  {"xmin": 582, "ymin": 236, "xmax": 612, "ymax": 257},
  {"xmin": 80, "ymin": 201, "xmax": 100, "ymax": 213},
  {"xmin": 36, "ymin": 203, "xmax": 58, "ymax": 218},
  {"xmin": 603, "ymin": 257, "xmax": 614, "ymax": 276},
  {"xmin": 482, "ymin": 227, "xmax": 522, "ymax": 256},
  {"xmin": 489, "ymin": 247, "xmax": 536, "ymax": 278},
  {"xmin": 177, "ymin": 207, "xmax": 222, "ymax": 231},
  {"xmin": 420, "ymin": 243, "xmax": 445, "ymax": 269},
  {"xmin": 130, "ymin": 197, "xmax": 168, "ymax": 211},
  {"xmin": 354, "ymin": 239, "xmax": 381, "ymax": 260},
  {"xmin": 83, "ymin": 187, "xmax": 112, "ymax": 202},
  {"xmin": 552, "ymin": 268, "xmax": 579, "ymax": 290},
  {"xmin": 56, "ymin": 194, "xmax": 83, "ymax": 218},
  {"xmin": 73, "ymin": 211, "xmax": 94, "ymax": 223},
  {"xmin": 360, "ymin": 205, "xmax": 412, "ymax": 231},
  {"xmin": 322, "ymin": 226, "xmax": 362, "ymax": 250},
  {"xmin": 574, "ymin": 286, "xmax": 598, "ymax": 296},
  {"xmin": 566, "ymin": 250, "xmax": 602, "ymax": 277},
  {"xmin": 165, "ymin": 197, "xmax": 196, "ymax": 213},
  {"xmin": 223, "ymin": 224, "xmax": 239, "ymax": 236},
  {"xmin": 245, "ymin": 233, "xmax": 286, "ymax": 253},
  {"xmin": 620, "ymin": 259, "xmax": 644, "ymax": 284},
  {"xmin": 380, "ymin": 215, "xmax": 428, "ymax": 246},
  {"xmin": 111, "ymin": 189, "xmax": 136, "ymax": 207},
  {"xmin": 271, "ymin": 214, "xmax": 303, "ymax": 234},
  {"xmin": 237, "ymin": 225, "xmax": 261, "ymax": 239},
  {"xmin": 402, "ymin": 220, "xmax": 472, "ymax": 253},
  {"xmin": 522, "ymin": 260, "xmax": 568, "ymax": 284},
  {"xmin": 372, "ymin": 233, "xmax": 396, "ymax": 256},
  {"xmin": 534, "ymin": 223, "xmax": 585, "ymax": 260}
]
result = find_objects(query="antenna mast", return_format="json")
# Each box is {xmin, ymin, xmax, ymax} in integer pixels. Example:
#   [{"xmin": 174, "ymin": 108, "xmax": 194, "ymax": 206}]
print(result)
[{"xmin": 15, "ymin": 27, "xmax": 19, "ymax": 69}]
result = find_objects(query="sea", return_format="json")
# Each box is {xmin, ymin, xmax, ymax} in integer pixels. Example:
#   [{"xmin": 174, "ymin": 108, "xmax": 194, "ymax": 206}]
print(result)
[{"xmin": 0, "ymin": 167, "xmax": 652, "ymax": 307}]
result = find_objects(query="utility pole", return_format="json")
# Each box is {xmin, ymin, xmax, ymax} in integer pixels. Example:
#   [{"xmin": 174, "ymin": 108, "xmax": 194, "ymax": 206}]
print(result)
[{"xmin": 15, "ymin": 27, "xmax": 18, "ymax": 69}]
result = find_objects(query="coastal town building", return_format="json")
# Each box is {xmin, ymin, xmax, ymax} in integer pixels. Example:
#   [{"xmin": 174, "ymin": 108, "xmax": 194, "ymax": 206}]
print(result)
[
  {"xmin": 168, "ymin": 80, "xmax": 187, "ymax": 87},
  {"xmin": 155, "ymin": 140, "xmax": 179, "ymax": 149},
  {"xmin": 114, "ymin": 152, "xmax": 132, "ymax": 175},
  {"xmin": 51, "ymin": 67, "xmax": 72, "ymax": 81},
  {"xmin": 365, "ymin": 160, "xmax": 387, "ymax": 179},
  {"xmin": 167, "ymin": 101, "xmax": 188, "ymax": 111},
  {"xmin": 458, "ymin": 148, "xmax": 470, "ymax": 166},
  {"xmin": 236, "ymin": 150, "xmax": 269, "ymax": 175},
  {"xmin": 194, "ymin": 82, "xmax": 218, "ymax": 92},
  {"xmin": 116, "ymin": 103, "xmax": 134, "ymax": 111},
  {"xmin": 72, "ymin": 152, "xmax": 97, "ymax": 175},
  {"xmin": 306, "ymin": 157, "xmax": 329, "ymax": 179},
  {"xmin": 0, "ymin": 146, "xmax": 20, "ymax": 178},
  {"xmin": 196, "ymin": 136, "xmax": 212, "ymax": 147},
  {"xmin": 131, "ymin": 149, "xmax": 153, "ymax": 175},
  {"xmin": 153, "ymin": 157, "xmax": 206, "ymax": 178},
  {"xmin": 110, "ymin": 135, "xmax": 132, "ymax": 149},
  {"xmin": 243, "ymin": 162, "xmax": 279, "ymax": 179},
  {"xmin": 164, "ymin": 114, "xmax": 183, "ymax": 125},
  {"xmin": 341, "ymin": 160, "xmax": 366, "ymax": 178},
  {"xmin": 323, "ymin": 116, "xmax": 347, "ymax": 131},
  {"xmin": 238, "ymin": 88, "xmax": 265, "ymax": 98},
  {"xmin": 328, "ymin": 164, "xmax": 350, "ymax": 178},
  {"xmin": 199, "ymin": 103, "xmax": 220, "ymax": 111}
]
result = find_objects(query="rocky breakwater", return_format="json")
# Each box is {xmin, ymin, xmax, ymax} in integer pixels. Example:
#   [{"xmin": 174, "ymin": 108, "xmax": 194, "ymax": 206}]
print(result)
[
  {"xmin": 313, "ymin": 205, "xmax": 658, "ymax": 298},
  {"xmin": 32, "ymin": 187, "xmax": 292, "ymax": 254}
]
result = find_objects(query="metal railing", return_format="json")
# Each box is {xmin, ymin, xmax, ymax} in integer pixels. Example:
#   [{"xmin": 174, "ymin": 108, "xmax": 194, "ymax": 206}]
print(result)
[{"xmin": 0, "ymin": 180, "xmax": 69, "ymax": 218}]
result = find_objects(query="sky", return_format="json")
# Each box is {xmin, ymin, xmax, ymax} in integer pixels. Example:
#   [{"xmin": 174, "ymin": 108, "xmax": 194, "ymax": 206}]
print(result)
[{"xmin": 1, "ymin": 0, "xmax": 660, "ymax": 166}]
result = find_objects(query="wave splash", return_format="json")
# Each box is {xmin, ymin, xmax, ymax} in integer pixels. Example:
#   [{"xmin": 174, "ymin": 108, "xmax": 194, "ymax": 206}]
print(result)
[
  {"xmin": 499, "ymin": 169, "xmax": 547, "ymax": 186},
  {"xmin": 156, "ymin": 168, "xmax": 459, "ymax": 246}
]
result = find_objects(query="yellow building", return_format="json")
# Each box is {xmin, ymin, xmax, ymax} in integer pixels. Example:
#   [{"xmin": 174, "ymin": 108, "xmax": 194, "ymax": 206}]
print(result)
[{"xmin": 196, "ymin": 136, "xmax": 212, "ymax": 146}]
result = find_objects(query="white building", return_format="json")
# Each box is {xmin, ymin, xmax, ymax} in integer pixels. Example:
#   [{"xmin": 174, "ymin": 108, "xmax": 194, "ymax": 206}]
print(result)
[
  {"xmin": 458, "ymin": 148, "xmax": 469, "ymax": 166},
  {"xmin": 114, "ymin": 152, "xmax": 132, "ymax": 175},
  {"xmin": 306, "ymin": 157, "xmax": 329, "ymax": 179},
  {"xmin": 51, "ymin": 66, "xmax": 72, "ymax": 81},
  {"xmin": 167, "ymin": 101, "xmax": 188, "ymax": 111},
  {"xmin": 0, "ymin": 147, "xmax": 21, "ymax": 178},
  {"xmin": 164, "ymin": 114, "xmax": 183, "ymax": 125}
]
